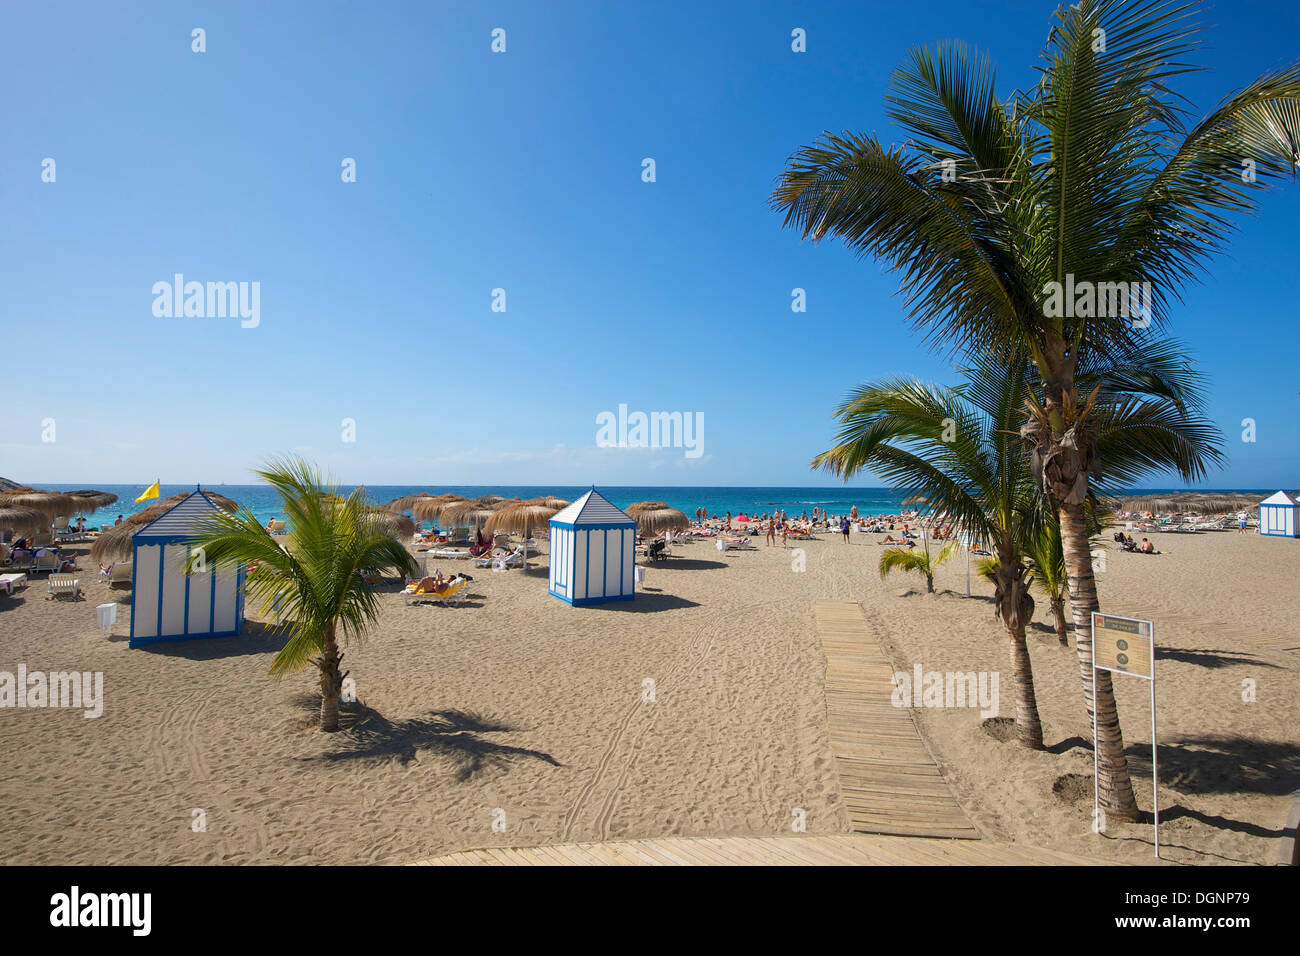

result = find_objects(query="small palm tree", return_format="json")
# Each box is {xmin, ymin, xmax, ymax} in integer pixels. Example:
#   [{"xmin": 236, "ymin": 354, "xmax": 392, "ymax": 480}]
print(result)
[
  {"xmin": 188, "ymin": 458, "xmax": 417, "ymax": 731},
  {"xmin": 1023, "ymin": 518, "xmax": 1070, "ymax": 646},
  {"xmin": 880, "ymin": 540, "xmax": 958, "ymax": 594},
  {"xmin": 820, "ymin": 358, "xmax": 1047, "ymax": 747}
]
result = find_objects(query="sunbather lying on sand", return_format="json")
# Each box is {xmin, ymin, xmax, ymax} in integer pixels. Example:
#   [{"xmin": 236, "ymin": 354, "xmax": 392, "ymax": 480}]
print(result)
[{"xmin": 880, "ymin": 535, "xmax": 915, "ymax": 547}]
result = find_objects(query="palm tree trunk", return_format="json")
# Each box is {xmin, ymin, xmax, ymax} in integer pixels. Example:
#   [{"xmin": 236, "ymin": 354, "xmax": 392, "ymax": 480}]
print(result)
[
  {"xmin": 1052, "ymin": 595, "xmax": 1069, "ymax": 645},
  {"xmin": 1007, "ymin": 626, "xmax": 1044, "ymax": 749},
  {"xmin": 318, "ymin": 625, "xmax": 343, "ymax": 732},
  {"xmin": 1058, "ymin": 500, "xmax": 1140, "ymax": 821},
  {"xmin": 994, "ymin": 555, "xmax": 1044, "ymax": 749},
  {"xmin": 925, "ymin": 571, "xmax": 934, "ymax": 593}
]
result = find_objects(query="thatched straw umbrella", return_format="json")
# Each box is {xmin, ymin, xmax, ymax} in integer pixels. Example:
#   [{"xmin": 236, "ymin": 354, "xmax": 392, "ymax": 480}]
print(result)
[
  {"xmin": 366, "ymin": 509, "xmax": 416, "ymax": 540},
  {"xmin": 90, "ymin": 490, "xmax": 239, "ymax": 564},
  {"xmin": 527, "ymin": 496, "xmax": 571, "ymax": 511},
  {"xmin": 626, "ymin": 501, "xmax": 690, "ymax": 536},
  {"xmin": 1109, "ymin": 491, "xmax": 1261, "ymax": 516},
  {"xmin": 485, "ymin": 498, "xmax": 569, "ymax": 565},
  {"xmin": 66, "ymin": 489, "xmax": 119, "ymax": 515},
  {"xmin": 0, "ymin": 487, "xmax": 78, "ymax": 521},
  {"xmin": 0, "ymin": 505, "xmax": 48, "ymax": 538},
  {"xmin": 442, "ymin": 496, "xmax": 516, "ymax": 532},
  {"xmin": 411, "ymin": 493, "xmax": 468, "ymax": 524},
  {"xmin": 383, "ymin": 492, "xmax": 438, "ymax": 513}
]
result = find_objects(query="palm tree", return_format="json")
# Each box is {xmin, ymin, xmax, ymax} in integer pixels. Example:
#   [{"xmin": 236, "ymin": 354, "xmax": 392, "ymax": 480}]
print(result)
[
  {"xmin": 817, "ymin": 360, "xmax": 1046, "ymax": 748},
  {"xmin": 187, "ymin": 458, "xmax": 418, "ymax": 731},
  {"xmin": 1023, "ymin": 517, "xmax": 1070, "ymax": 646},
  {"xmin": 771, "ymin": 0, "xmax": 1295, "ymax": 819},
  {"xmin": 880, "ymin": 540, "xmax": 960, "ymax": 594}
]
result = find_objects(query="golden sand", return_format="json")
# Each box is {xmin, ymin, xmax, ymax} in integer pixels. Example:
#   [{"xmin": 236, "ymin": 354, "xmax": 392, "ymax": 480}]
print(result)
[{"xmin": 0, "ymin": 527, "xmax": 1294, "ymax": 864}]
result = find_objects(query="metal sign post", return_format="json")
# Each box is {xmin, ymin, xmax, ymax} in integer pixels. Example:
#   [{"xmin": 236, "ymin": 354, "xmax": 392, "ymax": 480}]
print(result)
[{"xmin": 1091, "ymin": 612, "xmax": 1158, "ymax": 858}]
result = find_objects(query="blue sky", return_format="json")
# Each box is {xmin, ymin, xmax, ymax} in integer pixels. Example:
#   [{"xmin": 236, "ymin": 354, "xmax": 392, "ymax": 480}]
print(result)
[{"xmin": 2, "ymin": 0, "xmax": 1297, "ymax": 488}]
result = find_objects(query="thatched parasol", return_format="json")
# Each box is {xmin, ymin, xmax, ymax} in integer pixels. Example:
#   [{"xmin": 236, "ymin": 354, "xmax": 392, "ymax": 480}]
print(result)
[
  {"xmin": 0, "ymin": 505, "xmax": 49, "ymax": 537},
  {"xmin": 526, "ymin": 496, "xmax": 571, "ymax": 511},
  {"xmin": 486, "ymin": 500, "xmax": 567, "ymax": 533},
  {"xmin": 90, "ymin": 490, "xmax": 239, "ymax": 564},
  {"xmin": 66, "ymin": 489, "xmax": 119, "ymax": 514},
  {"xmin": 485, "ymin": 498, "xmax": 569, "ymax": 564},
  {"xmin": 442, "ymin": 496, "xmax": 516, "ymax": 530},
  {"xmin": 0, "ymin": 487, "xmax": 78, "ymax": 521},
  {"xmin": 383, "ymin": 492, "xmax": 436, "ymax": 513},
  {"xmin": 366, "ymin": 509, "xmax": 416, "ymax": 539},
  {"xmin": 1108, "ymin": 492, "xmax": 1263, "ymax": 516},
  {"xmin": 411, "ymin": 493, "xmax": 468, "ymax": 523},
  {"xmin": 626, "ymin": 501, "xmax": 690, "ymax": 536}
]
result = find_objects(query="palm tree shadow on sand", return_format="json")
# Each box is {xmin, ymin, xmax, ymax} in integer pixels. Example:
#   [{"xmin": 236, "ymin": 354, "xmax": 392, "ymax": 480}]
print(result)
[
  {"xmin": 1126, "ymin": 734, "xmax": 1300, "ymax": 798},
  {"xmin": 297, "ymin": 703, "xmax": 562, "ymax": 781}
]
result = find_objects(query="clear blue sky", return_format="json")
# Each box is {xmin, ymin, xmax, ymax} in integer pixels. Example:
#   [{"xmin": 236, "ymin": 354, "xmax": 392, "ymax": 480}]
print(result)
[{"xmin": 2, "ymin": 1, "xmax": 1297, "ymax": 488}]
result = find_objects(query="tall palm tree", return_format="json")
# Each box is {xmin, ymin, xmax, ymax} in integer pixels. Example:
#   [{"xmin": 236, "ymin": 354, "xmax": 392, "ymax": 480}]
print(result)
[
  {"xmin": 815, "ymin": 360, "xmax": 1047, "ymax": 748},
  {"xmin": 188, "ymin": 458, "xmax": 417, "ymax": 731},
  {"xmin": 772, "ymin": 0, "xmax": 1294, "ymax": 819},
  {"xmin": 879, "ymin": 540, "xmax": 960, "ymax": 595}
]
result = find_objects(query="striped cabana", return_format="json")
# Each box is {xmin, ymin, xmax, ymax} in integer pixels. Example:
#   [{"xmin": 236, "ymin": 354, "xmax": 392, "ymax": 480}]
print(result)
[
  {"xmin": 1258, "ymin": 491, "xmax": 1299, "ymax": 538},
  {"xmin": 548, "ymin": 488, "xmax": 636, "ymax": 606},
  {"xmin": 129, "ymin": 490, "xmax": 245, "ymax": 648}
]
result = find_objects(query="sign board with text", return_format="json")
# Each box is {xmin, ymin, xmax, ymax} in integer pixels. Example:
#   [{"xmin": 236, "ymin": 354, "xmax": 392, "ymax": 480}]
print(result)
[
  {"xmin": 1090, "ymin": 611, "xmax": 1158, "ymax": 857},
  {"xmin": 1092, "ymin": 614, "xmax": 1154, "ymax": 679}
]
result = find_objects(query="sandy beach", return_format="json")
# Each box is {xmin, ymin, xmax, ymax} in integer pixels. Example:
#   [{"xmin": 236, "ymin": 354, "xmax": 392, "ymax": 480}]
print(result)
[{"xmin": 1, "ymin": 523, "xmax": 1294, "ymax": 865}]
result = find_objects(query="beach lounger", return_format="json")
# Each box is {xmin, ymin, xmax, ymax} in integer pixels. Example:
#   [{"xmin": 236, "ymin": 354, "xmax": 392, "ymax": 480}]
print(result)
[
  {"xmin": 46, "ymin": 573, "xmax": 83, "ymax": 601},
  {"xmin": 30, "ymin": 550, "xmax": 61, "ymax": 574},
  {"xmin": 716, "ymin": 537, "xmax": 756, "ymax": 552},
  {"xmin": 6, "ymin": 548, "xmax": 35, "ymax": 570},
  {"xmin": 491, "ymin": 548, "xmax": 525, "ymax": 571},
  {"xmin": 100, "ymin": 561, "xmax": 133, "ymax": 588},
  {"xmin": 267, "ymin": 520, "xmax": 287, "ymax": 534},
  {"xmin": 0, "ymin": 573, "xmax": 28, "ymax": 597},
  {"xmin": 403, "ymin": 578, "xmax": 470, "ymax": 607},
  {"xmin": 424, "ymin": 548, "xmax": 470, "ymax": 560}
]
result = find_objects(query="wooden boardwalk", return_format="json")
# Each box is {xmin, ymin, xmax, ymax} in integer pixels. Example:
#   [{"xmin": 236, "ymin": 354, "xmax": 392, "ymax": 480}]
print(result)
[
  {"xmin": 409, "ymin": 833, "xmax": 1102, "ymax": 866},
  {"xmin": 814, "ymin": 599, "xmax": 981, "ymax": 840}
]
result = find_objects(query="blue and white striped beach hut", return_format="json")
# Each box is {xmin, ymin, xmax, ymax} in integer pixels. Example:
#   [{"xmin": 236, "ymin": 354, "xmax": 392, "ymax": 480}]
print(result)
[
  {"xmin": 129, "ymin": 490, "xmax": 245, "ymax": 648},
  {"xmin": 1258, "ymin": 491, "xmax": 1299, "ymax": 538},
  {"xmin": 548, "ymin": 488, "xmax": 636, "ymax": 606}
]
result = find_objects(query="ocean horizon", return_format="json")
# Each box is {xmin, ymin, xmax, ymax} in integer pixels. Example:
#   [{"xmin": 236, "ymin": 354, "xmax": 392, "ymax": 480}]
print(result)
[{"xmin": 39, "ymin": 483, "xmax": 1281, "ymax": 529}]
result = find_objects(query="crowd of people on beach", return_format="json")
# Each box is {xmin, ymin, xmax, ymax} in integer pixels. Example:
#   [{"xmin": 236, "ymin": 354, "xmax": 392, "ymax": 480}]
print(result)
[{"xmin": 681, "ymin": 506, "xmax": 980, "ymax": 550}]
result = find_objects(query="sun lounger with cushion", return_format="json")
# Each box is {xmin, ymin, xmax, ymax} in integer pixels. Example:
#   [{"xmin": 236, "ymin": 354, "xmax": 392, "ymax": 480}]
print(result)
[
  {"xmin": 402, "ymin": 577, "xmax": 470, "ymax": 607},
  {"xmin": 30, "ymin": 550, "xmax": 61, "ymax": 574}
]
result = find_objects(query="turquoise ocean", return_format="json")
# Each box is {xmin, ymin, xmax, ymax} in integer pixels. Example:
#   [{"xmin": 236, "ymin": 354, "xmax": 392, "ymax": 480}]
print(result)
[{"xmin": 41, "ymin": 484, "xmax": 1273, "ymax": 531}]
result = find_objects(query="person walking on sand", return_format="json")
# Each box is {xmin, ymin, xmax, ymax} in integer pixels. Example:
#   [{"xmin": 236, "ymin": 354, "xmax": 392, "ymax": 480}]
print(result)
[
  {"xmin": 1238, "ymin": 510, "xmax": 1248, "ymax": 534},
  {"xmin": 766, "ymin": 515, "xmax": 776, "ymax": 547},
  {"xmin": 840, "ymin": 515, "xmax": 851, "ymax": 543}
]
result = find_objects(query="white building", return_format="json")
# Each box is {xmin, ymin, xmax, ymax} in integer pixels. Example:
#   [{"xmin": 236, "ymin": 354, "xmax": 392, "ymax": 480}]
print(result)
[
  {"xmin": 548, "ymin": 488, "xmax": 636, "ymax": 606},
  {"xmin": 130, "ymin": 490, "xmax": 245, "ymax": 647},
  {"xmin": 1258, "ymin": 491, "xmax": 1299, "ymax": 538}
]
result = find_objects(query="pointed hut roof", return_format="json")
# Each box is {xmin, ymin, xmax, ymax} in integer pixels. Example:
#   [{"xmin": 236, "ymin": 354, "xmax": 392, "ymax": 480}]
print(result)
[{"xmin": 549, "ymin": 489, "xmax": 635, "ymax": 527}]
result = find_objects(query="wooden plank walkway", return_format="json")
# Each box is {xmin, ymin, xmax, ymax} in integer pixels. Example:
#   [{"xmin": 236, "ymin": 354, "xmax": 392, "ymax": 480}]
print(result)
[
  {"xmin": 409, "ymin": 833, "xmax": 1103, "ymax": 866},
  {"xmin": 814, "ymin": 599, "xmax": 981, "ymax": 840}
]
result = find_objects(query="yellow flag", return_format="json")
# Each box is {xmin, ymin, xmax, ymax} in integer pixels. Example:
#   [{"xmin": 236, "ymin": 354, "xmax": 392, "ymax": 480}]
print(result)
[{"xmin": 134, "ymin": 480, "xmax": 160, "ymax": 503}]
